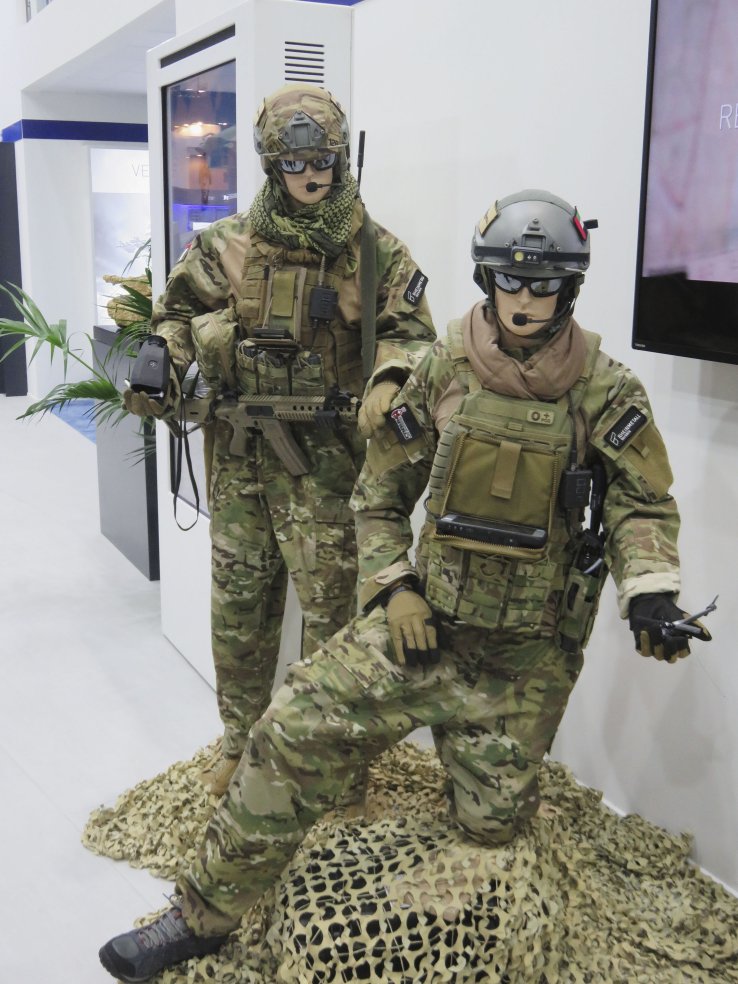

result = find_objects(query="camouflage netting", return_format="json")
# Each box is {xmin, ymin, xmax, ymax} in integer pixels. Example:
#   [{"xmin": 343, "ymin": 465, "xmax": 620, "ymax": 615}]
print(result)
[{"xmin": 84, "ymin": 741, "xmax": 738, "ymax": 983}]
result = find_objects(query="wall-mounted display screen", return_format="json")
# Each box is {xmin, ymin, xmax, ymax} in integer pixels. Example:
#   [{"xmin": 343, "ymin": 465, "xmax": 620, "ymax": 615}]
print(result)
[
  {"xmin": 633, "ymin": 0, "xmax": 738, "ymax": 365},
  {"xmin": 163, "ymin": 60, "xmax": 237, "ymax": 272}
]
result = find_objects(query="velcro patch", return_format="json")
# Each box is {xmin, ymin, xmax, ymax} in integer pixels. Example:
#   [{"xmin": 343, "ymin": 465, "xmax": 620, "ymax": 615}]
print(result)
[
  {"xmin": 604, "ymin": 406, "xmax": 648, "ymax": 449},
  {"xmin": 478, "ymin": 203, "xmax": 498, "ymax": 236},
  {"xmin": 404, "ymin": 270, "xmax": 428, "ymax": 305},
  {"xmin": 526, "ymin": 408, "xmax": 555, "ymax": 426},
  {"xmin": 388, "ymin": 403, "xmax": 421, "ymax": 443},
  {"xmin": 572, "ymin": 207, "xmax": 588, "ymax": 242}
]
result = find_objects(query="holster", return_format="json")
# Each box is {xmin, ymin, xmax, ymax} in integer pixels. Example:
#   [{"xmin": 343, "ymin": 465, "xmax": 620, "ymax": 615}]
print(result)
[{"xmin": 556, "ymin": 533, "xmax": 609, "ymax": 653}]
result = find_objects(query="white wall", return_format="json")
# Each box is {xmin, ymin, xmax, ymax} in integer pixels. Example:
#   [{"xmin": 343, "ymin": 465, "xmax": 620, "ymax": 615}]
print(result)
[
  {"xmin": 15, "ymin": 138, "xmax": 97, "ymax": 395},
  {"xmin": 353, "ymin": 0, "xmax": 736, "ymax": 892},
  {"xmin": 13, "ymin": 0, "xmax": 170, "ymax": 94},
  {"xmin": 14, "ymin": 128, "xmax": 149, "ymax": 398},
  {"xmin": 175, "ymin": 0, "xmax": 242, "ymax": 34},
  {"xmin": 0, "ymin": 4, "xmax": 24, "ymax": 128}
]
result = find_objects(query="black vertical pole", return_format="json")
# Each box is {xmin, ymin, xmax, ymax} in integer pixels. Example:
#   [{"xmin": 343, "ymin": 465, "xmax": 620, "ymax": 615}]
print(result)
[{"xmin": 0, "ymin": 142, "xmax": 27, "ymax": 396}]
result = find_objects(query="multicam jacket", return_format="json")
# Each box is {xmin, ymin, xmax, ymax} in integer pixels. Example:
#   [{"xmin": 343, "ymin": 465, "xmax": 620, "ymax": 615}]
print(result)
[
  {"xmin": 150, "ymin": 198, "xmax": 435, "ymax": 399},
  {"xmin": 352, "ymin": 303, "xmax": 681, "ymax": 636}
]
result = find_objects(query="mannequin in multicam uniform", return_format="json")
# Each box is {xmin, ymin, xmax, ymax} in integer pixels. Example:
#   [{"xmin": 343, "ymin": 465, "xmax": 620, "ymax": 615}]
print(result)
[
  {"xmin": 100, "ymin": 189, "xmax": 712, "ymax": 982},
  {"xmin": 124, "ymin": 84, "xmax": 435, "ymax": 795}
]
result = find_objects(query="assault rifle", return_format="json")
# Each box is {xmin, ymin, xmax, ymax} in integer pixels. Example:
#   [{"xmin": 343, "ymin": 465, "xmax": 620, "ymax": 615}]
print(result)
[{"xmin": 183, "ymin": 384, "xmax": 362, "ymax": 476}]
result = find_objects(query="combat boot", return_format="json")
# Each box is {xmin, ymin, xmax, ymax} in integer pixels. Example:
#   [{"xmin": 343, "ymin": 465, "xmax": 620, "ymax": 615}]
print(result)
[
  {"xmin": 198, "ymin": 753, "xmax": 239, "ymax": 796},
  {"xmin": 99, "ymin": 902, "xmax": 229, "ymax": 982}
]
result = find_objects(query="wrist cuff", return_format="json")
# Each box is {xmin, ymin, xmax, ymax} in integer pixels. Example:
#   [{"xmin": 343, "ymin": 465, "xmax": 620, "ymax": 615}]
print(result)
[{"xmin": 384, "ymin": 583, "xmax": 414, "ymax": 607}]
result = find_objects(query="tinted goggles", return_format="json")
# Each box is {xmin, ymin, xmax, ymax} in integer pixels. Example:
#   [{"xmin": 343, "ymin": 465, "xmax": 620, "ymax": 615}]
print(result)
[
  {"xmin": 277, "ymin": 152, "xmax": 337, "ymax": 174},
  {"xmin": 492, "ymin": 270, "xmax": 565, "ymax": 297}
]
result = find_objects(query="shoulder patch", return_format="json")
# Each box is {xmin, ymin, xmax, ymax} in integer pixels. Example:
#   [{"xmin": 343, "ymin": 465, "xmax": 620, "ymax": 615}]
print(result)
[
  {"xmin": 604, "ymin": 406, "xmax": 648, "ymax": 450},
  {"xmin": 403, "ymin": 269, "xmax": 428, "ymax": 305},
  {"xmin": 388, "ymin": 403, "xmax": 422, "ymax": 443}
]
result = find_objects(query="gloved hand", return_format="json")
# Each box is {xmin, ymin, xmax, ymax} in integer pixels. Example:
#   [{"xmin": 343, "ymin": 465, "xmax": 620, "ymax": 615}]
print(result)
[
  {"xmin": 385, "ymin": 585, "xmax": 439, "ymax": 667},
  {"xmin": 123, "ymin": 369, "xmax": 181, "ymax": 420},
  {"xmin": 357, "ymin": 380, "xmax": 400, "ymax": 439},
  {"xmin": 628, "ymin": 593, "xmax": 711, "ymax": 663}
]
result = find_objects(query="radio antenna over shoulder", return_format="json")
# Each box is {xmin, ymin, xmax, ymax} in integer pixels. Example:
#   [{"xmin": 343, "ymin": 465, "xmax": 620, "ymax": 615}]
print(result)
[{"xmin": 356, "ymin": 130, "xmax": 366, "ymax": 190}]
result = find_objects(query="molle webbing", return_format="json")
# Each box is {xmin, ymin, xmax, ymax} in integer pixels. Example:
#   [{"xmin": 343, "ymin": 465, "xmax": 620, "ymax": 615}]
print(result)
[
  {"xmin": 426, "ymin": 324, "xmax": 601, "ymax": 544},
  {"xmin": 231, "ymin": 235, "xmax": 365, "ymax": 395},
  {"xmin": 234, "ymin": 238, "xmax": 349, "ymax": 347}
]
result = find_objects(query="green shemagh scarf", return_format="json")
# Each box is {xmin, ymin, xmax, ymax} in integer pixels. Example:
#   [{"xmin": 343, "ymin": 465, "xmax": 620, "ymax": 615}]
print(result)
[{"xmin": 248, "ymin": 172, "xmax": 359, "ymax": 259}]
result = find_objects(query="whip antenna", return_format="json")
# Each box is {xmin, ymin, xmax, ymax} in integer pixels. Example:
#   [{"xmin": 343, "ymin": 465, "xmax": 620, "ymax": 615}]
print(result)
[{"xmin": 357, "ymin": 130, "xmax": 366, "ymax": 190}]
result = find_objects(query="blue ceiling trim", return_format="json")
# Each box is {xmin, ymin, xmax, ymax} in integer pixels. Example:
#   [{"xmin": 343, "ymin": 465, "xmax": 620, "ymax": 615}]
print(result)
[
  {"xmin": 1, "ymin": 119, "xmax": 147, "ymax": 143},
  {"xmin": 1, "ymin": 120, "xmax": 23, "ymax": 143},
  {"xmin": 293, "ymin": 0, "xmax": 365, "ymax": 5}
]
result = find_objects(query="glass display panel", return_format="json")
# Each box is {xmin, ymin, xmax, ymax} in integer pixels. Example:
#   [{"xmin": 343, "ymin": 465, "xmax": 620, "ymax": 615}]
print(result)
[
  {"xmin": 633, "ymin": 0, "xmax": 738, "ymax": 365},
  {"xmin": 163, "ymin": 60, "xmax": 237, "ymax": 271},
  {"xmin": 163, "ymin": 60, "xmax": 236, "ymax": 517}
]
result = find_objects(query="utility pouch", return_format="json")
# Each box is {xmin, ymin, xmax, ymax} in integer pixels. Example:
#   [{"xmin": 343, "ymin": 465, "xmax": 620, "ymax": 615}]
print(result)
[
  {"xmin": 235, "ymin": 341, "xmax": 260, "ymax": 395},
  {"xmin": 191, "ymin": 310, "xmax": 238, "ymax": 392},
  {"xmin": 291, "ymin": 351, "xmax": 325, "ymax": 395},
  {"xmin": 252, "ymin": 267, "xmax": 307, "ymax": 351},
  {"xmin": 234, "ymin": 343, "xmax": 292, "ymax": 396},
  {"xmin": 254, "ymin": 349, "xmax": 291, "ymax": 396},
  {"xmin": 435, "ymin": 426, "xmax": 563, "ymax": 560},
  {"xmin": 556, "ymin": 551, "xmax": 608, "ymax": 653}
]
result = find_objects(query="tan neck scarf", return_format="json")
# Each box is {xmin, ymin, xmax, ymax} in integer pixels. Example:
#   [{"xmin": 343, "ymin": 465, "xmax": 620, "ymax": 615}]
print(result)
[{"xmin": 461, "ymin": 301, "xmax": 588, "ymax": 399}]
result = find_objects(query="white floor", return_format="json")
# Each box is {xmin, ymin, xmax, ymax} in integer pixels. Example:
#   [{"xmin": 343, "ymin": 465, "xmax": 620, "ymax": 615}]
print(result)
[{"xmin": 0, "ymin": 394, "xmax": 222, "ymax": 983}]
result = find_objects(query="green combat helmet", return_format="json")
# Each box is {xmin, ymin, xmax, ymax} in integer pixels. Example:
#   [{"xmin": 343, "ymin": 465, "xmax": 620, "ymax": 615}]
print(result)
[
  {"xmin": 253, "ymin": 83, "xmax": 351, "ymax": 180},
  {"xmin": 471, "ymin": 189, "xmax": 597, "ymax": 329}
]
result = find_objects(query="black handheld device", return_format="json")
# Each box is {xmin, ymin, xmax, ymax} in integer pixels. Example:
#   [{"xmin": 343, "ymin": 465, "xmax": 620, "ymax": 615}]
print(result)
[
  {"xmin": 130, "ymin": 335, "xmax": 170, "ymax": 397},
  {"xmin": 436, "ymin": 513, "xmax": 548, "ymax": 549}
]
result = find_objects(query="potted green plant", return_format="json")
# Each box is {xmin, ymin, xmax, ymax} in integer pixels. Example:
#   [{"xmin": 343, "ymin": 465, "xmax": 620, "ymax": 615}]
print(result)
[{"xmin": 0, "ymin": 240, "xmax": 153, "ymax": 427}]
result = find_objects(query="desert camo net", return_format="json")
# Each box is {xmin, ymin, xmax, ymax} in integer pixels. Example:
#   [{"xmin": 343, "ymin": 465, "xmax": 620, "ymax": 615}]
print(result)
[{"xmin": 84, "ymin": 741, "xmax": 738, "ymax": 983}]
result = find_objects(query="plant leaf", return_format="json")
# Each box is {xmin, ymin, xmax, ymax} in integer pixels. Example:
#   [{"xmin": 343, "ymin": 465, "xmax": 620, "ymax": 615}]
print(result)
[
  {"xmin": 122, "ymin": 238, "xmax": 152, "ymax": 276},
  {"xmin": 0, "ymin": 283, "xmax": 72, "ymax": 369},
  {"xmin": 16, "ymin": 378, "xmax": 124, "ymax": 421}
]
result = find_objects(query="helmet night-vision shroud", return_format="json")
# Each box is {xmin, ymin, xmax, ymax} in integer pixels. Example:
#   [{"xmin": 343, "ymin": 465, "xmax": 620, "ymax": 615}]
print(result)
[{"xmin": 253, "ymin": 83, "xmax": 351, "ymax": 179}]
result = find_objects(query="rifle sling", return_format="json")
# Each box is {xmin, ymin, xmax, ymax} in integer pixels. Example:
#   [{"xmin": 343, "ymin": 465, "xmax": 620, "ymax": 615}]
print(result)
[{"xmin": 360, "ymin": 210, "xmax": 377, "ymax": 382}]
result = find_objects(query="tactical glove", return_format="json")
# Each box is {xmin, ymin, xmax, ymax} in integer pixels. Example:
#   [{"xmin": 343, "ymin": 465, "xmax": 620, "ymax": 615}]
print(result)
[
  {"xmin": 385, "ymin": 585, "xmax": 439, "ymax": 667},
  {"xmin": 357, "ymin": 380, "xmax": 400, "ymax": 439},
  {"xmin": 628, "ymin": 593, "xmax": 711, "ymax": 663},
  {"xmin": 123, "ymin": 369, "xmax": 181, "ymax": 420}
]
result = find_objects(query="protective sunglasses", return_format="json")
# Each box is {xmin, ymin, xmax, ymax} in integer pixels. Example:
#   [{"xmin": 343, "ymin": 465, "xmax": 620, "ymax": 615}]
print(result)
[
  {"xmin": 277, "ymin": 152, "xmax": 337, "ymax": 174},
  {"xmin": 492, "ymin": 270, "xmax": 565, "ymax": 297}
]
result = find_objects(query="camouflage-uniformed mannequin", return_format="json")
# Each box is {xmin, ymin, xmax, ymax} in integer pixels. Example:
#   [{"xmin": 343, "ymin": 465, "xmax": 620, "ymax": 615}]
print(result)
[
  {"xmin": 124, "ymin": 85, "xmax": 435, "ymax": 792},
  {"xmin": 101, "ymin": 190, "xmax": 711, "ymax": 982}
]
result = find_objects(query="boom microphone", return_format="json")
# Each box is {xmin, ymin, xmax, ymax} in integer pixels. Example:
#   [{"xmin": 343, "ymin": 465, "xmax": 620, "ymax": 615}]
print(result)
[
  {"xmin": 512, "ymin": 313, "xmax": 551, "ymax": 326},
  {"xmin": 305, "ymin": 181, "xmax": 341, "ymax": 192}
]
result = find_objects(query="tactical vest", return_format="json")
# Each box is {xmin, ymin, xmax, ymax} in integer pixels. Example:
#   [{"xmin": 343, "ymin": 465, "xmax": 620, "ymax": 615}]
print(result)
[
  {"xmin": 420, "ymin": 321, "xmax": 602, "ymax": 635},
  {"xmin": 190, "ymin": 211, "xmax": 380, "ymax": 401}
]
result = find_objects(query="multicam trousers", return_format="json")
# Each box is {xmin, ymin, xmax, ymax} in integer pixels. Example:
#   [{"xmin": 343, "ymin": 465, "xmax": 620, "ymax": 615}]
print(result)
[
  {"xmin": 209, "ymin": 417, "xmax": 365, "ymax": 758},
  {"xmin": 178, "ymin": 607, "xmax": 584, "ymax": 934}
]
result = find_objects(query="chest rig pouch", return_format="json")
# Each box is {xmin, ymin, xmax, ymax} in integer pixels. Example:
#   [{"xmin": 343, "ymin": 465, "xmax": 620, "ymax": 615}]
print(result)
[
  {"xmin": 423, "ymin": 324, "xmax": 600, "ymax": 633},
  {"xmin": 232, "ymin": 238, "xmax": 364, "ymax": 398}
]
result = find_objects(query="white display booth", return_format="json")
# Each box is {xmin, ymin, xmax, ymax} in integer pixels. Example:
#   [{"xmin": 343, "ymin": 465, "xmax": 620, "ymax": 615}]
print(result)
[{"xmin": 146, "ymin": 0, "xmax": 353, "ymax": 683}]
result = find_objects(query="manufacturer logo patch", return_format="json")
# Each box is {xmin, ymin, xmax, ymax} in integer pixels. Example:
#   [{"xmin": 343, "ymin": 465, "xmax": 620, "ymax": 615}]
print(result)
[
  {"xmin": 389, "ymin": 403, "xmax": 421, "ymax": 443},
  {"xmin": 604, "ymin": 406, "xmax": 648, "ymax": 449},
  {"xmin": 403, "ymin": 270, "xmax": 428, "ymax": 305}
]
